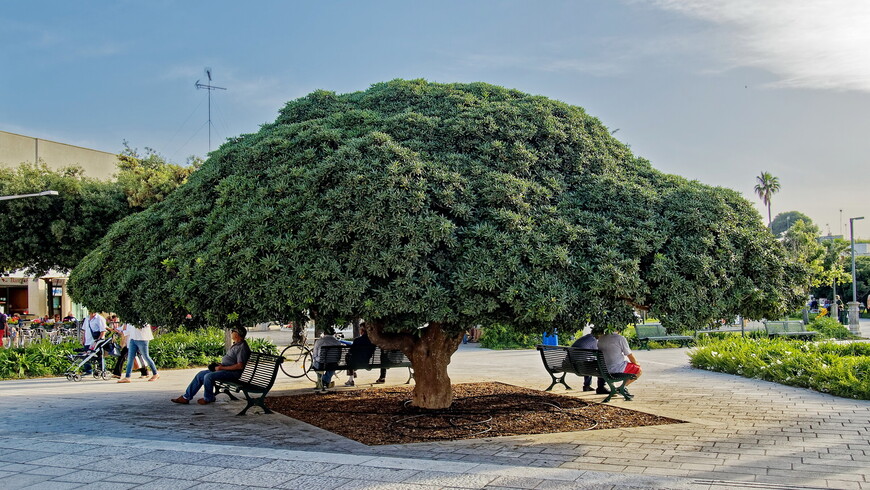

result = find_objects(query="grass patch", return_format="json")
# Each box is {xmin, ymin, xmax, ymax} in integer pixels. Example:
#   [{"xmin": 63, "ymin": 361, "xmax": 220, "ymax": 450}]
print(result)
[{"xmin": 689, "ymin": 337, "xmax": 870, "ymax": 400}]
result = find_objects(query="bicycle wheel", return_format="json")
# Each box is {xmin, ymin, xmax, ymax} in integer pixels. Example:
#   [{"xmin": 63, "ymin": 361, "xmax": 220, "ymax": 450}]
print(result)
[{"xmin": 280, "ymin": 344, "xmax": 313, "ymax": 379}]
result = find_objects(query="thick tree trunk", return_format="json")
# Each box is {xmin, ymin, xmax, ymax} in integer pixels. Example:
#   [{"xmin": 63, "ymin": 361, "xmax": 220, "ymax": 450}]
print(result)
[{"xmin": 366, "ymin": 321, "xmax": 464, "ymax": 409}]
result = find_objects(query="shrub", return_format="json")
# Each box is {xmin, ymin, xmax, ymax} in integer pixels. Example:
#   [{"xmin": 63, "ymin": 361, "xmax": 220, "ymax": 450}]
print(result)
[
  {"xmin": 689, "ymin": 337, "xmax": 870, "ymax": 400},
  {"xmin": 807, "ymin": 316, "xmax": 855, "ymax": 339},
  {"xmin": 0, "ymin": 328, "xmax": 277, "ymax": 379},
  {"xmin": 479, "ymin": 323, "xmax": 542, "ymax": 349}
]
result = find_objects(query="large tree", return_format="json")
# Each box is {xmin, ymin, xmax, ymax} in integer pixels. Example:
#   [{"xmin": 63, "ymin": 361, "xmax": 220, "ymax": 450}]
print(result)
[
  {"xmin": 69, "ymin": 80, "xmax": 804, "ymax": 408},
  {"xmin": 771, "ymin": 210, "xmax": 811, "ymax": 238},
  {"xmin": 754, "ymin": 171, "xmax": 781, "ymax": 227}
]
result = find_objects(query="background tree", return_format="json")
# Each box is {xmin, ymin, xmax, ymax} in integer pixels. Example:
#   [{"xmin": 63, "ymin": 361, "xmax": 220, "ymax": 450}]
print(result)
[
  {"xmin": 848, "ymin": 256, "xmax": 870, "ymax": 306},
  {"xmin": 0, "ymin": 147, "xmax": 199, "ymax": 276},
  {"xmin": 812, "ymin": 238, "xmax": 852, "ymax": 300},
  {"xmin": 69, "ymin": 80, "xmax": 805, "ymax": 409},
  {"xmin": 0, "ymin": 163, "xmax": 131, "ymax": 276},
  {"xmin": 117, "ymin": 142, "xmax": 201, "ymax": 209},
  {"xmin": 754, "ymin": 171, "xmax": 781, "ymax": 227},
  {"xmin": 771, "ymin": 210, "xmax": 811, "ymax": 238}
]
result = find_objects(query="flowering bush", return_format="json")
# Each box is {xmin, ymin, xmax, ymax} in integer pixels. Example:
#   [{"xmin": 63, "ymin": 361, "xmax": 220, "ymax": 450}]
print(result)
[{"xmin": 690, "ymin": 337, "xmax": 870, "ymax": 399}]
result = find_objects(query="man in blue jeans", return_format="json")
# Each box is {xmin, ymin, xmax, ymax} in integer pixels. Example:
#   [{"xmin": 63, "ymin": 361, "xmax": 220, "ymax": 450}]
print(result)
[{"xmin": 171, "ymin": 327, "xmax": 251, "ymax": 405}]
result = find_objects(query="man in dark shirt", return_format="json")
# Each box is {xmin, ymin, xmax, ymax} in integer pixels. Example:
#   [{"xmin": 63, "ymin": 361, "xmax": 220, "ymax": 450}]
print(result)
[{"xmin": 171, "ymin": 326, "xmax": 251, "ymax": 405}]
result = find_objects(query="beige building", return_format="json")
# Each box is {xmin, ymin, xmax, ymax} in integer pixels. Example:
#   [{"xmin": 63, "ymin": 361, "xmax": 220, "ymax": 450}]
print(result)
[
  {"xmin": 0, "ymin": 130, "xmax": 118, "ymax": 179},
  {"xmin": 1, "ymin": 130, "xmax": 118, "ymax": 318}
]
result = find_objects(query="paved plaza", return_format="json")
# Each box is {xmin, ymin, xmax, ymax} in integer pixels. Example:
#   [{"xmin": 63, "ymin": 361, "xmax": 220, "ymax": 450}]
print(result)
[{"xmin": 1, "ymin": 321, "xmax": 868, "ymax": 489}]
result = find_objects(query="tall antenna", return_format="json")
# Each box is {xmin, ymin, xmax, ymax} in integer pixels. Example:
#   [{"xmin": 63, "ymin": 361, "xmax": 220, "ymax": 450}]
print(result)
[{"xmin": 194, "ymin": 67, "xmax": 227, "ymax": 152}]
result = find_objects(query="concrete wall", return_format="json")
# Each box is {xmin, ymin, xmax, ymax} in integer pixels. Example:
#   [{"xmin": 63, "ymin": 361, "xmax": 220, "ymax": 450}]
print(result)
[{"xmin": 0, "ymin": 130, "xmax": 118, "ymax": 179}]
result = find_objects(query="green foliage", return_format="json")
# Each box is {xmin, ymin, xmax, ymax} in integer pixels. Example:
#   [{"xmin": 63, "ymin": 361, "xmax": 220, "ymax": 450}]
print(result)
[
  {"xmin": 0, "ymin": 163, "xmax": 131, "ymax": 276},
  {"xmin": 690, "ymin": 337, "xmax": 870, "ymax": 400},
  {"xmin": 478, "ymin": 323, "xmax": 542, "ymax": 349},
  {"xmin": 116, "ymin": 142, "xmax": 200, "ymax": 209},
  {"xmin": 770, "ymin": 211, "xmax": 811, "ymax": 238},
  {"xmin": 0, "ymin": 329, "xmax": 276, "ymax": 379},
  {"xmin": 807, "ymin": 316, "xmax": 854, "ymax": 340},
  {"xmin": 70, "ymin": 79, "xmax": 805, "ymax": 335}
]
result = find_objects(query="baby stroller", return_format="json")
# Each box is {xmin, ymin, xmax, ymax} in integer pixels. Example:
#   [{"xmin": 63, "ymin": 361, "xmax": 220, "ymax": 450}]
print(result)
[{"xmin": 64, "ymin": 336, "xmax": 118, "ymax": 381}]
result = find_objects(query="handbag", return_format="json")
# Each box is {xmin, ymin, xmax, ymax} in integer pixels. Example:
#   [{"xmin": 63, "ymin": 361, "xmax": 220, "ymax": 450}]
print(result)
[{"xmin": 132, "ymin": 354, "xmax": 145, "ymax": 370}]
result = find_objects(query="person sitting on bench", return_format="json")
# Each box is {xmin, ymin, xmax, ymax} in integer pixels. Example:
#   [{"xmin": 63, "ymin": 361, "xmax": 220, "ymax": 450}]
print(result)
[
  {"xmin": 344, "ymin": 324, "xmax": 387, "ymax": 386},
  {"xmin": 571, "ymin": 326, "xmax": 609, "ymax": 394},
  {"xmin": 171, "ymin": 326, "xmax": 250, "ymax": 405},
  {"xmin": 597, "ymin": 327, "xmax": 642, "ymax": 395}
]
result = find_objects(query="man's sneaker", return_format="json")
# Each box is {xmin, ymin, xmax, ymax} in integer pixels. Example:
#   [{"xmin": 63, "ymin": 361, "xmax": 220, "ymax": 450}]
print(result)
[
  {"xmin": 344, "ymin": 379, "xmax": 355, "ymax": 386},
  {"xmin": 582, "ymin": 386, "xmax": 594, "ymax": 392},
  {"xmin": 596, "ymin": 388, "xmax": 611, "ymax": 395}
]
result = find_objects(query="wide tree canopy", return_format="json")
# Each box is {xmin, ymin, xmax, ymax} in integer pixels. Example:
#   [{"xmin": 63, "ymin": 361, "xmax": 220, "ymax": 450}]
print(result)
[{"xmin": 69, "ymin": 79, "xmax": 805, "ymax": 407}]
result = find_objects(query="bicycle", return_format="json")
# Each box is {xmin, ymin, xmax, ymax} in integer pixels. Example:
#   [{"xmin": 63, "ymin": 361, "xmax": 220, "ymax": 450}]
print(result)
[{"xmin": 278, "ymin": 323, "xmax": 315, "ymax": 381}]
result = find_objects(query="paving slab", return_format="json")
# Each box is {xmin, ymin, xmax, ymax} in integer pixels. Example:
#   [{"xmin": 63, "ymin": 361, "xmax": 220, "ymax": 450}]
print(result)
[{"xmin": 1, "ymin": 323, "xmax": 869, "ymax": 488}]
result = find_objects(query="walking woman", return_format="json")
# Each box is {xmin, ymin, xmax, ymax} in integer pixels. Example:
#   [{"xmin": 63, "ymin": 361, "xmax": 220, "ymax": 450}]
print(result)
[{"xmin": 118, "ymin": 323, "xmax": 159, "ymax": 382}]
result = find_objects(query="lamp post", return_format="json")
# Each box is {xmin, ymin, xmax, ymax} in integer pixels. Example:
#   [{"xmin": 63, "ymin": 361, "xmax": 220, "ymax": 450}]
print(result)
[
  {"xmin": 0, "ymin": 190, "xmax": 59, "ymax": 201},
  {"xmin": 849, "ymin": 216, "xmax": 864, "ymax": 334}
]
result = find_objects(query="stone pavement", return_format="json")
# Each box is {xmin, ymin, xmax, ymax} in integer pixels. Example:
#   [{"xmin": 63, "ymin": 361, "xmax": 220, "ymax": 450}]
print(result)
[{"xmin": 1, "ymin": 322, "xmax": 869, "ymax": 489}]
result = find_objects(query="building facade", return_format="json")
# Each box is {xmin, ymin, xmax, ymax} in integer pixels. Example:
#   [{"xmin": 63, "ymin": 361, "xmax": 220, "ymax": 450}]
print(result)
[{"xmin": 1, "ymin": 129, "xmax": 118, "ymax": 317}]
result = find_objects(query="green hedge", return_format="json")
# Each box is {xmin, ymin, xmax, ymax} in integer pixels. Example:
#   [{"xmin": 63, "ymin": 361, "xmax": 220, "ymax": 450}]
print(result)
[
  {"xmin": 0, "ymin": 328, "xmax": 277, "ymax": 379},
  {"xmin": 689, "ymin": 337, "xmax": 870, "ymax": 400}
]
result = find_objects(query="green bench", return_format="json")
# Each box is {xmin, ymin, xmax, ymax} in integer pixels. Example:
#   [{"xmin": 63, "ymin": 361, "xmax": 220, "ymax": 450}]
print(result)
[
  {"xmin": 634, "ymin": 323, "xmax": 694, "ymax": 350},
  {"xmin": 214, "ymin": 352, "xmax": 284, "ymax": 415},
  {"xmin": 536, "ymin": 345, "xmax": 636, "ymax": 402},
  {"xmin": 763, "ymin": 321, "xmax": 819, "ymax": 340}
]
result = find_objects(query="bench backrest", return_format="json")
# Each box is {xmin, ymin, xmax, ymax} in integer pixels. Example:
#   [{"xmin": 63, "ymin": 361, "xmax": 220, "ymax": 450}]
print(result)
[
  {"xmin": 635, "ymin": 323, "xmax": 666, "ymax": 338},
  {"xmin": 320, "ymin": 344, "xmax": 412, "ymax": 370},
  {"xmin": 536, "ymin": 345, "xmax": 608, "ymax": 379},
  {"xmin": 764, "ymin": 321, "xmax": 803, "ymax": 334},
  {"xmin": 236, "ymin": 352, "xmax": 284, "ymax": 390}
]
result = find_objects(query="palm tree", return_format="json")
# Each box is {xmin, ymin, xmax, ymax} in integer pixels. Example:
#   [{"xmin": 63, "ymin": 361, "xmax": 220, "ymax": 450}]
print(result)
[{"xmin": 754, "ymin": 171, "xmax": 781, "ymax": 227}]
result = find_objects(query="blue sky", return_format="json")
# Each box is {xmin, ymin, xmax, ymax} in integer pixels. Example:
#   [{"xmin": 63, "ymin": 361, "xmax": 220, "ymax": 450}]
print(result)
[{"xmin": 2, "ymin": 1, "xmax": 869, "ymax": 237}]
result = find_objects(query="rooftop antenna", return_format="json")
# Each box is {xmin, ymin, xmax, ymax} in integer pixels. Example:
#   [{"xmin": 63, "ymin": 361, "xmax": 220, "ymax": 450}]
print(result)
[{"xmin": 194, "ymin": 67, "xmax": 227, "ymax": 153}]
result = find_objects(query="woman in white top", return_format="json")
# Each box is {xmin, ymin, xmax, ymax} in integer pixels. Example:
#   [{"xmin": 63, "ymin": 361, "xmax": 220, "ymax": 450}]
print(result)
[
  {"xmin": 118, "ymin": 324, "xmax": 159, "ymax": 382},
  {"xmin": 110, "ymin": 322, "xmax": 148, "ymax": 378}
]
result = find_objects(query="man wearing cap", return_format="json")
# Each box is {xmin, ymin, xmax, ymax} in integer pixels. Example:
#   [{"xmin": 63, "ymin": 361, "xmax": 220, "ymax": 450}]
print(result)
[{"xmin": 171, "ymin": 326, "xmax": 251, "ymax": 405}]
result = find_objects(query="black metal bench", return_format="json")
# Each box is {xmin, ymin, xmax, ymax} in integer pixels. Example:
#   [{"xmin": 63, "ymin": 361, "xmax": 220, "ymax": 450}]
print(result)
[
  {"xmin": 536, "ymin": 345, "xmax": 636, "ymax": 402},
  {"xmin": 214, "ymin": 352, "xmax": 284, "ymax": 415},
  {"xmin": 319, "ymin": 344, "xmax": 414, "ymax": 384},
  {"xmin": 635, "ymin": 323, "xmax": 694, "ymax": 350},
  {"xmin": 764, "ymin": 320, "xmax": 819, "ymax": 340}
]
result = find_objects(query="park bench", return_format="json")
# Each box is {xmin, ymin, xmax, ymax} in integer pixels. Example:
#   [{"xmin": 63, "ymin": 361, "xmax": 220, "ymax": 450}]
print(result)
[
  {"xmin": 214, "ymin": 352, "xmax": 284, "ymax": 416},
  {"xmin": 536, "ymin": 345, "xmax": 636, "ymax": 402},
  {"xmin": 319, "ymin": 344, "xmax": 414, "ymax": 384},
  {"xmin": 764, "ymin": 320, "xmax": 819, "ymax": 340},
  {"xmin": 634, "ymin": 323, "xmax": 694, "ymax": 350}
]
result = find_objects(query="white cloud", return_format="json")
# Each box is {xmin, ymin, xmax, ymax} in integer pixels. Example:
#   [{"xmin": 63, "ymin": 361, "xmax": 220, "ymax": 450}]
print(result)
[{"xmin": 646, "ymin": 0, "xmax": 870, "ymax": 92}]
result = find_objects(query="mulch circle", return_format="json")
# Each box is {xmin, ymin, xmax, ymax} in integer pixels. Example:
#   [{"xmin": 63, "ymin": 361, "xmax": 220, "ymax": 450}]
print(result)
[{"xmin": 267, "ymin": 382, "xmax": 683, "ymax": 445}]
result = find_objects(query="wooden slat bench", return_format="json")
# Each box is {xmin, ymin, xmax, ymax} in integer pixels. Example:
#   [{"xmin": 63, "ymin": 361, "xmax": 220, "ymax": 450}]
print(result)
[
  {"xmin": 214, "ymin": 352, "xmax": 284, "ymax": 416},
  {"xmin": 536, "ymin": 345, "xmax": 636, "ymax": 402},
  {"xmin": 764, "ymin": 321, "xmax": 819, "ymax": 340},
  {"xmin": 319, "ymin": 344, "xmax": 414, "ymax": 384},
  {"xmin": 635, "ymin": 323, "xmax": 694, "ymax": 350}
]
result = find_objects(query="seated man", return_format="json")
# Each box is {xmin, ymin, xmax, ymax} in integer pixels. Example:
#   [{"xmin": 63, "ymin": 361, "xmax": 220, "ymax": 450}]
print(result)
[
  {"xmin": 344, "ymin": 324, "xmax": 387, "ymax": 386},
  {"xmin": 312, "ymin": 327, "xmax": 343, "ymax": 392},
  {"xmin": 596, "ymin": 327, "xmax": 642, "ymax": 397},
  {"xmin": 571, "ymin": 326, "xmax": 608, "ymax": 394},
  {"xmin": 171, "ymin": 326, "xmax": 251, "ymax": 405}
]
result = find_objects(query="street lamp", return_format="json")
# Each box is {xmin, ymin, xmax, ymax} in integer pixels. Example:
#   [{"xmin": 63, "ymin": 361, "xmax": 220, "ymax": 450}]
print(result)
[
  {"xmin": 849, "ymin": 216, "xmax": 864, "ymax": 334},
  {"xmin": 0, "ymin": 190, "xmax": 59, "ymax": 201}
]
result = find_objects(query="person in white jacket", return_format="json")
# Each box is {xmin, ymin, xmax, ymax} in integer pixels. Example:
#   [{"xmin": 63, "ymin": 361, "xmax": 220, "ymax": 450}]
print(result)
[{"xmin": 117, "ymin": 324, "xmax": 159, "ymax": 383}]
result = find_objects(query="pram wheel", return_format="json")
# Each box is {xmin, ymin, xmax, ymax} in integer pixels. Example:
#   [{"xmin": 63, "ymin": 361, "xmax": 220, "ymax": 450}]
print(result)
[
  {"xmin": 100, "ymin": 370, "xmax": 109, "ymax": 380},
  {"xmin": 65, "ymin": 373, "xmax": 72, "ymax": 381},
  {"xmin": 72, "ymin": 373, "xmax": 82, "ymax": 382}
]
